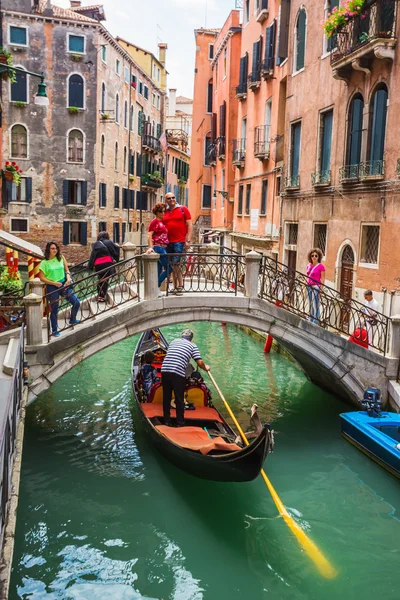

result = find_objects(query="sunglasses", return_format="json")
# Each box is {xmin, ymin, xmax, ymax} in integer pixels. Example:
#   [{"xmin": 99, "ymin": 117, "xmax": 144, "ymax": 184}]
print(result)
[
  {"xmin": 166, "ymin": 196, "xmax": 175, "ymax": 199},
  {"xmin": 311, "ymin": 254, "xmax": 318, "ymax": 258}
]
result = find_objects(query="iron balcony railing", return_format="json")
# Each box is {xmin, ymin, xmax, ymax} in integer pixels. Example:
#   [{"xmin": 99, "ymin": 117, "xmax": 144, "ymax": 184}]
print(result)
[
  {"xmin": 359, "ymin": 159, "xmax": 385, "ymax": 178},
  {"xmin": 206, "ymin": 143, "xmax": 217, "ymax": 165},
  {"xmin": 331, "ymin": 0, "xmax": 397, "ymax": 64},
  {"xmin": 312, "ymin": 170, "xmax": 331, "ymax": 185},
  {"xmin": 261, "ymin": 58, "xmax": 274, "ymax": 76},
  {"xmin": 248, "ymin": 66, "xmax": 261, "ymax": 86},
  {"xmin": 254, "ymin": 125, "xmax": 271, "ymax": 157},
  {"xmin": 142, "ymin": 134, "xmax": 161, "ymax": 154},
  {"xmin": 232, "ymin": 139, "xmax": 246, "ymax": 164},
  {"xmin": 340, "ymin": 164, "xmax": 360, "ymax": 182},
  {"xmin": 284, "ymin": 175, "xmax": 300, "ymax": 189},
  {"xmin": 235, "ymin": 82, "xmax": 247, "ymax": 97},
  {"xmin": 258, "ymin": 255, "xmax": 389, "ymax": 354}
]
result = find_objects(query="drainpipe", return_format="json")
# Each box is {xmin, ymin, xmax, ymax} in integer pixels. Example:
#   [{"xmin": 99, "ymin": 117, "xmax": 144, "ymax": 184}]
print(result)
[
  {"xmin": 127, "ymin": 63, "xmax": 132, "ymax": 235},
  {"xmin": 382, "ymin": 287, "xmax": 387, "ymax": 315}
]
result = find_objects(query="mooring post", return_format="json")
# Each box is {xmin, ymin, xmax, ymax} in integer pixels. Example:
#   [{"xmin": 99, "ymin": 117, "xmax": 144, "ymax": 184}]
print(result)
[
  {"xmin": 142, "ymin": 252, "xmax": 159, "ymax": 300},
  {"xmin": 23, "ymin": 293, "xmax": 44, "ymax": 346},
  {"xmin": 245, "ymin": 251, "xmax": 261, "ymax": 298}
]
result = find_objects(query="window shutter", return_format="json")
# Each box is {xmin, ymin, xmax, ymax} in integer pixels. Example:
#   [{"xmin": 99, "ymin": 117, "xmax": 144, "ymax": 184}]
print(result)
[
  {"xmin": 348, "ymin": 97, "xmax": 364, "ymax": 166},
  {"xmin": 219, "ymin": 102, "xmax": 226, "ymax": 137},
  {"xmin": 103, "ymin": 183, "xmax": 107, "ymax": 207},
  {"xmin": 81, "ymin": 221, "xmax": 88, "ymax": 246},
  {"xmin": 243, "ymin": 53, "xmax": 248, "ymax": 80},
  {"xmin": 4, "ymin": 179, "xmax": 12, "ymax": 208},
  {"xmin": 81, "ymin": 181, "xmax": 87, "ymax": 206},
  {"xmin": 265, "ymin": 22, "xmax": 276, "ymax": 70},
  {"xmin": 211, "ymin": 113, "xmax": 217, "ymax": 142},
  {"xmin": 63, "ymin": 221, "xmax": 69, "ymax": 245},
  {"xmin": 156, "ymin": 123, "xmax": 162, "ymax": 138},
  {"xmin": 296, "ymin": 10, "xmax": 306, "ymax": 71},
  {"xmin": 278, "ymin": 0, "xmax": 290, "ymax": 64},
  {"xmin": 174, "ymin": 184, "xmax": 179, "ymax": 198},
  {"xmin": 63, "ymin": 180, "xmax": 69, "ymax": 205},
  {"xmin": 114, "ymin": 185, "xmax": 120, "ymax": 208},
  {"xmin": 321, "ymin": 111, "xmax": 333, "ymax": 173},
  {"xmin": 239, "ymin": 57, "xmax": 245, "ymax": 84},
  {"xmin": 122, "ymin": 188, "xmax": 127, "ymax": 209},
  {"xmin": 370, "ymin": 88, "xmax": 388, "ymax": 163},
  {"xmin": 136, "ymin": 153, "xmax": 142, "ymax": 176},
  {"xmin": 252, "ymin": 40, "xmax": 261, "ymax": 77},
  {"xmin": 138, "ymin": 110, "xmax": 143, "ymax": 136},
  {"xmin": 129, "ymin": 190, "xmax": 134, "ymax": 209},
  {"xmin": 26, "ymin": 177, "xmax": 32, "ymax": 203}
]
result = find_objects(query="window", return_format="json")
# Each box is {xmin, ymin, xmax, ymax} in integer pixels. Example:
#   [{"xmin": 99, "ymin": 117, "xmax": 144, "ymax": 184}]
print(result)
[
  {"xmin": 101, "ymin": 45, "xmax": 107, "ymax": 63},
  {"xmin": 238, "ymin": 53, "xmax": 249, "ymax": 88},
  {"xmin": 261, "ymin": 179, "xmax": 268, "ymax": 215},
  {"xmin": 114, "ymin": 142, "xmax": 118, "ymax": 170},
  {"xmin": 204, "ymin": 135, "xmax": 212, "ymax": 165},
  {"xmin": 68, "ymin": 34, "xmax": 85, "ymax": 54},
  {"xmin": 123, "ymin": 101, "xmax": 128, "ymax": 128},
  {"xmin": 202, "ymin": 185, "xmax": 212, "ymax": 209},
  {"xmin": 122, "ymin": 222, "xmax": 127, "ymax": 242},
  {"xmin": 264, "ymin": 22, "xmax": 276, "ymax": 71},
  {"xmin": 295, "ymin": 9, "xmax": 306, "ymax": 72},
  {"xmin": 63, "ymin": 180, "xmax": 87, "ymax": 205},
  {"xmin": 68, "ymin": 129, "xmax": 84, "ymax": 163},
  {"xmin": 238, "ymin": 185, "xmax": 244, "ymax": 214},
  {"xmin": 245, "ymin": 184, "xmax": 251, "ymax": 215},
  {"xmin": 318, "ymin": 109, "xmax": 333, "ymax": 177},
  {"xmin": 8, "ymin": 177, "xmax": 32, "ymax": 203},
  {"xmin": 250, "ymin": 39, "xmax": 262, "ymax": 82},
  {"xmin": 277, "ymin": 0, "xmax": 290, "ymax": 64},
  {"xmin": 123, "ymin": 146, "xmax": 127, "ymax": 173},
  {"xmin": 99, "ymin": 182, "xmax": 107, "ymax": 207},
  {"xmin": 10, "ymin": 218, "xmax": 28, "ymax": 233},
  {"xmin": 63, "ymin": 221, "xmax": 88, "ymax": 245},
  {"xmin": 223, "ymin": 47, "xmax": 227, "ymax": 78},
  {"xmin": 100, "ymin": 134, "xmax": 105, "ymax": 166},
  {"xmin": 207, "ymin": 81, "xmax": 213, "ymax": 113},
  {"xmin": 68, "ymin": 74, "xmax": 84, "ymax": 109},
  {"xmin": 115, "ymin": 93, "xmax": 119, "ymax": 123},
  {"xmin": 138, "ymin": 80, "xmax": 143, "ymax": 95},
  {"xmin": 208, "ymin": 44, "xmax": 214, "ymax": 60},
  {"xmin": 101, "ymin": 83, "xmax": 106, "ymax": 113},
  {"xmin": 129, "ymin": 150, "xmax": 134, "ymax": 175},
  {"xmin": 11, "ymin": 68, "xmax": 27, "ymax": 103},
  {"xmin": 157, "ymin": 68, "xmax": 160, "ymax": 81},
  {"xmin": 152, "ymin": 92, "xmax": 156, "ymax": 106},
  {"xmin": 11, "ymin": 124, "xmax": 28, "ymax": 158},
  {"xmin": 313, "ymin": 224, "xmax": 327, "ymax": 256},
  {"xmin": 290, "ymin": 121, "xmax": 301, "ymax": 182},
  {"xmin": 138, "ymin": 110, "xmax": 143, "ymax": 136},
  {"xmin": 115, "ymin": 59, "xmax": 120, "ymax": 75},
  {"xmin": 114, "ymin": 185, "xmax": 120, "ymax": 209},
  {"xmin": 9, "ymin": 26, "xmax": 27, "ymax": 47},
  {"xmin": 360, "ymin": 225, "xmax": 380, "ymax": 265},
  {"xmin": 99, "ymin": 221, "xmax": 107, "ymax": 232},
  {"xmin": 125, "ymin": 66, "xmax": 130, "ymax": 83},
  {"xmin": 241, "ymin": 117, "xmax": 247, "ymax": 141},
  {"xmin": 286, "ymin": 223, "xmax": 298, "ymax": 245},
  {"xmin": 369, "ymin": 85, "xmax": 388, "ymax": 168},
  {"xmin": 347, "ymin": 94, "xmax": 364, "ymax": 167},
  {"xmin": 144, "ymin": 85, "xmax": 149, "ymax": 100},
  {"xmin": 244, "ymin": 0, "xmax": 250, "ymax": 24}
]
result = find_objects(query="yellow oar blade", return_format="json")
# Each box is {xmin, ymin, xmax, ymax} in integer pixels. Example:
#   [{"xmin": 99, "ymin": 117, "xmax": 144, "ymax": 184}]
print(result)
[{"xmin": 208, "ymin": 371, "xmax": 337, "ymax": 580}]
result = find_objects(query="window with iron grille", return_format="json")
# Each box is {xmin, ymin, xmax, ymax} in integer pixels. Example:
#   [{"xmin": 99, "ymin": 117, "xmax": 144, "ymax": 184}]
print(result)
[
  {"xmin": 313, "ymin": 224, "xmax": 327, "ymax": 256},
  {"xmin": 286, "ymin": 222, "xmax": 298, "ymax": 245},
  {"xmin": 10, "ymin": 218, "xmax": 28, "ymax": 233},
  {"xmin": 360, "ymin": 225, "xmax": 380, "ymax": 264}
]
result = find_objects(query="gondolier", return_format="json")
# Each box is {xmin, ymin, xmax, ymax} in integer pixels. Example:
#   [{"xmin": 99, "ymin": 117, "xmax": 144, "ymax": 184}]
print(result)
[{"xmin": 161, "ymin": 329, "xmax": 210, "ymax": 427}]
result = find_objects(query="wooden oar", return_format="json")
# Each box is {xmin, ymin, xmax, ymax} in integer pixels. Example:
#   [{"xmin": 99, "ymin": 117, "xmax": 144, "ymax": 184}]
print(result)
[{"xmin": 208, "ymin": 370, "xmax": 337, "ymax": 580}]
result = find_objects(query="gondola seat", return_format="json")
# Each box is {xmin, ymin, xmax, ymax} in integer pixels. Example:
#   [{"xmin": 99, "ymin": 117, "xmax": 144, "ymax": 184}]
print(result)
[
  {"xmin": 141, "ymin": 402, "xmax": 224, "ymax": 423},
  {"xmin": 147, "ymin": 382, "xmax": 208, "ymax": 406},
  {"xmin": 155, "ymin": 425, "xmax": 242, "ymax": 455}
]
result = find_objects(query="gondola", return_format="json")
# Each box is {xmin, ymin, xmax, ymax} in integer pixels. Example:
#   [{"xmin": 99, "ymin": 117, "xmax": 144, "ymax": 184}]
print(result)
[{"xmin": 131, "ymin": 329, "xmax": 273, "ymax": 482}]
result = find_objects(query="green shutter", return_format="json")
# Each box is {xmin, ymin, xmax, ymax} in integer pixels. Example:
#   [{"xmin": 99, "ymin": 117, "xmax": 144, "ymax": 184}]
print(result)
[{"xmin": 296, "ymin": 10, "xmax": 306, "ymax": 71}]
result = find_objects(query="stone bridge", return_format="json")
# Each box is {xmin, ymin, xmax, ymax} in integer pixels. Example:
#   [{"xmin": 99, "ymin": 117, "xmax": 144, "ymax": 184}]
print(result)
[{"xmin": 20, "ymin": 250, "xmax": 399, "ymax": 409}]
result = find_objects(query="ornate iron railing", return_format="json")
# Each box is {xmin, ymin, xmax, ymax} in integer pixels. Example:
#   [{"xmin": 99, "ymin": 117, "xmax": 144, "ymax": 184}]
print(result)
[
  {"xmin": 284, "ymin": 175, "xmax": 300, "ymax": 189},
  {"xmin": 312, "ymin": 170, "xmax": 331, "ymax": 185},
  {"xmin": 0, "ymin": 326, "xmax": 24, "ymax": 548},
  {"xmin": 235, "ymin": 82, "xmax": 247, "ymax": 97},
  {"xmin": 232, "ymin": 139, "xmax": 246, "ymax": 164},
  {"xmin": 340, "ymin": 164, "xmax": 360, "ymax": 182},
  {"xmin": 44, "ymin": 256, "xmax": 142, "ymax": 339},
  {"xmin": 248, "ymin": 66, "xmax": 261, "ymax": 85},
  {"xmin": 142, "ymin": 134, "xmax": 161, "ymax": 154},
  {"xmin": 254, "ymin": 125, "xmax": 270, "ymax": 157},
  {"xmin": 359, "ymin": 159, "xmax": 384, "ymax": 178},
  {"xmin": 331, "ymin": 0, "xmax": 397, "ymax": 64},
  {"xmin": 258, "ymin": 255, "xmax": 389, "ymax": 353}
]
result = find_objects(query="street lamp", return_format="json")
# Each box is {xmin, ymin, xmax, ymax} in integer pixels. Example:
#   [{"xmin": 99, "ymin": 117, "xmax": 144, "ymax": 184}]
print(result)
[{"xmin": 0, "ymin": 65, "xmax": 49, "ymax": 106}]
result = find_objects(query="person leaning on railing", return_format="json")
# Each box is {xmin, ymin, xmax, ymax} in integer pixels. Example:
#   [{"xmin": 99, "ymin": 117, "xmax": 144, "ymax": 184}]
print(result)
[
  {"xmin": 306, "ymin": 248, "xmax": 326, "ymax": 325},
  {"xmin": 147, "ymin": 202, "xmax": 169, "ymax": 298},
  {"xmin": 38, "ymin": 241, "xmax": 81, "ymax": 337},
  {"xmin": 88, "ymin": 232, "xmax": 120, "ymax": 302}
]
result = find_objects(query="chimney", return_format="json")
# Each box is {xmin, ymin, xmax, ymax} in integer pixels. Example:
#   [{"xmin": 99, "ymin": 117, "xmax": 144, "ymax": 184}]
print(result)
[
  {"xmin": 70, "ymin": 1, "xmax": 82, "ymax": 7},
  {"xmin": 169, "ymin": 88, "xmax": 177, "ymax": 117},
  {"xmin": 158, "ymin": 43, "xmax": 167, "ymax": 68}
]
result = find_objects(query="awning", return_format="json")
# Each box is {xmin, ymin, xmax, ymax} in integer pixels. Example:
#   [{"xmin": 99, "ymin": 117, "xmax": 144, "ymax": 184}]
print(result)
[{"xmin": 0, "ymin": 230, "xmax": 44, "ymax": 258}]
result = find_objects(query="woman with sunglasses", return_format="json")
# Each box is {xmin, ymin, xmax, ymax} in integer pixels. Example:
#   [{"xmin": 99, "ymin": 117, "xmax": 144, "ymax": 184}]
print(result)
[
  {"xmin": 306, "ymin": 248, "xmax": 325, "ymax": 325},
  {"xmin": 148, "ymin": 202, "xmax": 169, "ymax": 297},
  {"xmin": 38, "ymin": 241, "xmax": 80, "ymax": 337}
]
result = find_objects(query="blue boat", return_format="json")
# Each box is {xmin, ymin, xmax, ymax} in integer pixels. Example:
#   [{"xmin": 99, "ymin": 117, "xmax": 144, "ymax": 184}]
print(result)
[{"xmin": 340, "ymin": 388, "xmax": 400, "ymax": 478}]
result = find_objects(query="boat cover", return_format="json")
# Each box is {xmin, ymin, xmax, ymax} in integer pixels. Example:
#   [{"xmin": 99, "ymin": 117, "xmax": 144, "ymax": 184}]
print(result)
[
  {"xmin": 141, "ymin": 403, "xmax": 224, "ymax": 423},
  {"xmin": 155, "ymin": 425, "xmax": 242, "ymax": 455}
]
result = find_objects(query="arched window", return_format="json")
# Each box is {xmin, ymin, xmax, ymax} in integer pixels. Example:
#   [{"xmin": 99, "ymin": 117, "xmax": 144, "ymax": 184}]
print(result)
[
  {"xmin": 68, "ymin": 129, "xmax": 84, "ymax": 163},
  {"xmin": 295, "ymin": 9, "xmax": 306, "ymax": 72},
  {"xmin": 115, "ymin": 93, "xmax": 119, "ymax": 123},
  {"xmin": 68, "ymin": 73, "xmax": 84, "ymax": 109},
  {"xmin": 11, "ymin": 124, "xmax": 28, "ymax": 158},
  {"xmin": 11, "ymin": 67, "xmax": 27, "ymax": 103},
  {"xmin": 124, "ymin": 101, "xmax": 128, "ymax": 128},
  {"xmin": 101, "ymin": 82, "xmax": 106, "ymax": 113},
  {"xmin": 100, "ymin": 134, "xmax": 105, "ymax": 166},
  {"xmin": 114, "ymin": 141, "xmax": 118, "ymax": 170},
  {"xmin": 346, "ymin": 93, "xmax": 364, "ymax": 167},
  {"xmin": 123, "ymin": 146, "xmax": 127, "ymax": 172},
  {"xmin": 369, "ymin": 84, "xmax": 388, "ymax": 168}
]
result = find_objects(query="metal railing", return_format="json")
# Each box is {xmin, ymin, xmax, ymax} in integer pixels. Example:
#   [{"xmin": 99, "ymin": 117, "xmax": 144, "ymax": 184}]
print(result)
[
  {"xmin": 254, "ymin": 125, "xmax": 271, "ymax": 157},
  {"xmin": 216, "ymin": 136, "xmax": 226, "ymax": 158},
  {"xmin": 235, "ymin": 82, "xmax": 247, "ymax": 97},
  {"xmin": 44, "ymin": 256, "xmax": 142, "ymax": 339},
  {"xmin": 331, "ymin": 0, "xmax": 397, "ymax": 64},
  {"xmin": 284, "ymin": 175, "xmax": 300, "ymax": 189},
  {"xmin": 206, "ymin": 143, "xmax": 217, "ymax": 165},
  {"xmin": 312, "ymin": 170, "xmax": 331, "ymax": 185},
  {"xmin": 258, "ymin": 255, "xmax": 389, "ymax": 354},
  {"xmin": 340, "ymin": 164, "xmax": 360, "ymax": 182},
  {"xmin": 0, "ymin": 326, "xmax": 24, "ymax": 548},
  {"xmin": 232, "ymin": 139, "xmax": 246, "ymax": 164},
  {"xmin": 248, "ymin": 67, "xmax": 261, "ymax": 85},
  {"xmin": 359, "ymin": 159, "xmax": 384, "ymax": 178},
  {"xmin": 142, "ymin": 134, "xmax": 161, "ymax": 154}
]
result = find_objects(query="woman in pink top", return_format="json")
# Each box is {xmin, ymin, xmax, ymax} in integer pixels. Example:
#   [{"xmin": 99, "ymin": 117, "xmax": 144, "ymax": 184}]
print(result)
[
  {"xmin": 148, "ymin": 202, "xmax": 169, "ymax": 295},
  {"xmin": 306, "ymin": 248, "xmax": 326, "ymax": 324}
]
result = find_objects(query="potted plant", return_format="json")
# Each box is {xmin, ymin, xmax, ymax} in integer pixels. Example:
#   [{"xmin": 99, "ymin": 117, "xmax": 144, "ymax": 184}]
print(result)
[
  {"xmin": 71, "ymin": 53, "xmax": 83, "ymax": 62},
  {"xmin": 2, "ymin": 161, "xmax": 23, "ymax": 185},
  {"xmin": 101, "ymin": 112, "xmax": 109, "ymax": 120},
  {"xmin": 178, "ymin": 177, "xmax": 187, "ymax": 185},
  {"xmin": 13, "ymin": 101, "xmax": 27, "ymax": 108},
  {"xmin": 148, "ymin": 171, "xmax": 164, "ymax": 184},
  {"xmin": 129, "ymin": 175, "xmax": 135, "ymax": 182},
  {"xmin": 68, "ymin": 106, "xmax": 80, "ymax": 115},
  {"xmin": 0, "ymin": 47, "xmax": 16, "ymax": 83},
  {"xmin": 323, "ymin": 0, "xmax": 366, "ymax": 38}
]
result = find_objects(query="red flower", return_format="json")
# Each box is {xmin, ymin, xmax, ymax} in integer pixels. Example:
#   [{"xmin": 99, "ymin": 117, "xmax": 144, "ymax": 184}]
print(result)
[
  {"xmin": 11, "ymin": 161, "xmax": 16, "ymax": 166},
  {"xmin": 19, "ymin": 169, "xmax": 23, "ymax": 173},
  {"xmin": 5, "ymin": 161, "xmax": 10, "ymax": 166}
]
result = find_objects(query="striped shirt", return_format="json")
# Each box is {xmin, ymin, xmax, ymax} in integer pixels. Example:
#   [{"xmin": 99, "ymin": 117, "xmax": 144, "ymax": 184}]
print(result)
[{"xmin": 161, "ymin": 338, "xmax": 202, "ymax": 378}]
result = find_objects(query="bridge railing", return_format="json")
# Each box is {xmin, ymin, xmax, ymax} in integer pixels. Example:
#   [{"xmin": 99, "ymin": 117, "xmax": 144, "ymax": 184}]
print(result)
[
  {"xmin": 43, "ymin": 255, "xmax": 142, "ymax": 339},
  {"xmin": 258, "ymin": 256, "xmax": 389, "ymax": 354}
]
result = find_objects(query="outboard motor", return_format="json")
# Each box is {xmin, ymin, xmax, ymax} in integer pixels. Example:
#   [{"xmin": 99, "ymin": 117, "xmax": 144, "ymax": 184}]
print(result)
[{"xmin": 360, "ymin": 387, "xmax": 382, "ymax": 417}]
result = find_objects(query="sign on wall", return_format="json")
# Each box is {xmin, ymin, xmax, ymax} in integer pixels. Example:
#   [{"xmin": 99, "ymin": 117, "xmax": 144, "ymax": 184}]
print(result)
[{"xmin": 250, "ymin": 208, "xmax": 259, "ymax": 231}]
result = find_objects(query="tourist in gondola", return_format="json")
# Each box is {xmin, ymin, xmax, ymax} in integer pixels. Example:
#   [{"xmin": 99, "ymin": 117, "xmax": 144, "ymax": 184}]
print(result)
[
  {"xmin": 142, "ymin": 350, "xmax": 159, "ymax": 395},
  {"xmin": 147, "ymin": 202, "xmax": 169, "ymax": 297},
  {"xmin": 161, "ymin": 329, "xmax": 210, "ymax": 427},
  {"xmin": 306, "ymin": 248, "xmax": 325, "ymax": 325},
  {"xmin": 88, "ymin": 231, "xmax": 120, "ymax": 302}
]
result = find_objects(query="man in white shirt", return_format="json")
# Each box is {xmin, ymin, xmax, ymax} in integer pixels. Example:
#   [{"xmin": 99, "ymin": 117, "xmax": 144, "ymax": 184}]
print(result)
[{"xmin": 362, "ymin": 290, "xmax": 380, "ymax": 347}]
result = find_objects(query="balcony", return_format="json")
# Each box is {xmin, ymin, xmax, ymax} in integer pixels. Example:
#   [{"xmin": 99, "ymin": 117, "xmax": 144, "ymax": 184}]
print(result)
[
  {"xmin": 166, "ymin": 128, "xmax": 189, "ymax": 152},
  {"xmin": 359, "ymin": 159, "xmax": 385, "ymax": 180},
  {"xmin": 339, "ymin": 164, "xmax": 360, "ymax": 183},
  {"xmin": 141, "ymin": 174, "xmax": 163, "ymax": 189},
  {"xmin": 142, "ymin": 134, "xmax": 161, "ymax": 154},
  {"xmin": 256, "ymin": 0, "xmax": 269, "ymax": 23},
  {"xmin": 311, "ymin": 170, "xmax": 331, "ymax": 187},
  {"xmin": 232, "ymin": 139, "xmax": 246, "ymax": 168},
  {"xmin": 216, "ymin": 136, "xmax": 226, "ymax": 161},
  {"xmin": 330, "ymin": 0, "xmax": 397, "ymax": 80},
  {"xmin": 235, "ymin": 82, "xmax": 247, "ymax": 101},
  {"xmin": 284, "ymin": 175, "xmax": 300, "ymax": 191},
  {"xmin": 206, "ymin": 143, "xmax": 217, "ymax": 166},
  {"xmin": 248, "ymin": 69, "xmax": 261, "ymax": 91},
  {"xmin": 254, "ymin": 125, "xmax": 270, "ymax": 160},
  {"xmin": 261, "ymin": 58, "xmax": 274, "ymax": 80}
]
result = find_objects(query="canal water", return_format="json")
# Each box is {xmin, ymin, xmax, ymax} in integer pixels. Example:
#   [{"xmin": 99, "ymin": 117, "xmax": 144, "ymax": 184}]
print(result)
[{"xmin": 10, "ymin": 323, "xmax": 400, "ymax": 600}]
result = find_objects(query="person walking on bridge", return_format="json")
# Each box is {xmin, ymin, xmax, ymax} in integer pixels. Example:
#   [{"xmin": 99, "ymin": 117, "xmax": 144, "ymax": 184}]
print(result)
[
  {"xmin": 161, "ymin": 329, "xmax": 210, "ymax": 427},
  {"xmin": 163, "ymin": 192, "xmax": 192, "ymax": 296}
]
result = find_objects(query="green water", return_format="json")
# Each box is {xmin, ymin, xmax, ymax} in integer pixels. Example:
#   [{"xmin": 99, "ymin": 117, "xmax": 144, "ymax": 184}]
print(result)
[{"xmin": 10, "ymin": 323, "xmax": 400, "ymax": 600}]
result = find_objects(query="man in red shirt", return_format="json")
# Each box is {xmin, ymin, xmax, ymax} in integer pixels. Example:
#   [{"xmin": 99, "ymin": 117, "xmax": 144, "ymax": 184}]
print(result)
[{"xmin": 163, "ymin": 192, "xmax": 192, "ymax": 295}]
